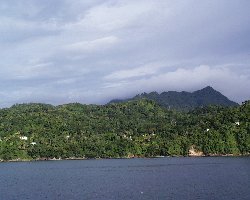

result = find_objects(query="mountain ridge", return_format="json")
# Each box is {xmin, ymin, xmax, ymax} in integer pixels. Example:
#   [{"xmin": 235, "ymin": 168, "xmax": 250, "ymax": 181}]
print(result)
[{"xmin": 109, "ymin": 86, "xmax": 238, "ymax": 111}]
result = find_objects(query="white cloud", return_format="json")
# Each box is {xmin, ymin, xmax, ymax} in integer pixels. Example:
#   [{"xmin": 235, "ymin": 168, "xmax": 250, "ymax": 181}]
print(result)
[
  {"xmin": 64, "ymin": 36, "xmax": 119, "ymax": 53},
  {"xmin": 0, "ymin": 0, "xmax": 250, "ymax": 107},
  {"xmin": 103, "ymin": 65, "xmax": 250, "ymax": 103},
  {"xmin": 104, "ymin": 62, "xmax": 166, "ymax": 80},
  {"xmin": 0, "ymin": 17, "xmax": 62, "ymax": 43},
  {"xmin": 76, "ymin": 1, "xmax": 155, "ymax": 31}
]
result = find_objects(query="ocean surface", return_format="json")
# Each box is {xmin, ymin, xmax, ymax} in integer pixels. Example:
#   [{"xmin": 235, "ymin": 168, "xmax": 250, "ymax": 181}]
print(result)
[{"xmin": 0, "ymin": 157, "xmax": 249, "ymax": 200}]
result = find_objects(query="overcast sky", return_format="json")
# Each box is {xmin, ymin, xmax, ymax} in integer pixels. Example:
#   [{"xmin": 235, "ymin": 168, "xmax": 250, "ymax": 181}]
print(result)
[{"xmin": 0, "ymin": 0, "xmax": 250, "ymax": 107}]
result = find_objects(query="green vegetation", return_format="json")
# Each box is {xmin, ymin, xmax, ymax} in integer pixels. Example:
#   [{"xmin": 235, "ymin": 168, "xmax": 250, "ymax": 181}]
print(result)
[{"xmin": 0, "ymin": 99, "xmax": 249, "ymax": 161}]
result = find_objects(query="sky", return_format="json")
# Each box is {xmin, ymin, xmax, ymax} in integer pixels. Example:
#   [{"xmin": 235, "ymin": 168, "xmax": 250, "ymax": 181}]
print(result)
[{"xmin": 0, "ymin": 0, "xmax": 250, "ymax": 107}]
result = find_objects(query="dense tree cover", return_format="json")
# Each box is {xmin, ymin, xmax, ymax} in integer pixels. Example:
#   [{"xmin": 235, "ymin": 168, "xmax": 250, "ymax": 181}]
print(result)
[
  {"xmin": 109, "ymin": 86, "xmax": 238, "ymax": 111},
  {"xmin": 0, "ymin": 99, "xmax": 249, "ymax": 161}
]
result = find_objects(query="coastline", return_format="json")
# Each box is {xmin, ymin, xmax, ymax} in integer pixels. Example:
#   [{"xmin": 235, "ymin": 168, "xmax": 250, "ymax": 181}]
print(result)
[{"xmin": 1, "ymin": 154, "xmax": 249, "ymax": 163}]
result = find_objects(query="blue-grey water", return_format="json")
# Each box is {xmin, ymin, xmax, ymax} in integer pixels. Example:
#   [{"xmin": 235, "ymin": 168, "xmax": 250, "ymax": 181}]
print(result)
[{"xmin": 0, "ymin": 157, "xmax": 249, "ymax": 200}]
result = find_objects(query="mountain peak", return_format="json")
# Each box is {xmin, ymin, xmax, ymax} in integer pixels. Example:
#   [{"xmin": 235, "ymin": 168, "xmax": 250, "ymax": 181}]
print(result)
[
  {"xmin": 109, "ymin": 87, "xmax": 238, "ymax": 111},
  {"xmin": 193, "ymin": 86, "xmax": 217, "ymax": 94},
  {"xmin": 195, "ymin": 86, "xmax": 216, "ymax": 93},
  {"xmin": 203, "ymin": 86, "xmax": 214, "ymax": 90}
]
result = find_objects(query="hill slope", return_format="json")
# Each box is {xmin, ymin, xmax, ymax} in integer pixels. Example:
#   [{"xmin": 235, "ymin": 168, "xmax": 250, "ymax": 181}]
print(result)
[
  {"xmin": 109, "ymin": 86, "xmax": 238, "ymax": 111},
  {"xmin": 0, "ymin": 99, "xmax": 249, "ymax": 160}
]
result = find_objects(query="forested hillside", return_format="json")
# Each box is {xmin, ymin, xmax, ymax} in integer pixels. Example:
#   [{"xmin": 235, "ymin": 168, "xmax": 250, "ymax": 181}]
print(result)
[{"xmin": 0, "ymin": 99, "xmax": 249, "ymax": 161}]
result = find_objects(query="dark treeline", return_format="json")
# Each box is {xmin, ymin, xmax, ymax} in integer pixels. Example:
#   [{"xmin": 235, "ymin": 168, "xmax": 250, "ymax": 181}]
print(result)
[{"xmin": 0, "ymin": 99, "xmax": 249, "ymax": 161}]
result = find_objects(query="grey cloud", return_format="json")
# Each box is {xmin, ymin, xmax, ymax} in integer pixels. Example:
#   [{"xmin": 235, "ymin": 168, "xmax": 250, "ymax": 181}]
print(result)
[
  {"xmin": 103, "ymin": 65, "xmax": 250, "ymax": 104},
  {"xmin": 0, "ymin": 0, "xmax": 250, "ymax": 107}
]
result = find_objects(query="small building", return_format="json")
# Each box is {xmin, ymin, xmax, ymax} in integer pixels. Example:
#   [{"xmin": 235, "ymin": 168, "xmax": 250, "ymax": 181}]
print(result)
[
  {"xmin": 20, "ymin": 136, "xmax": 28, "ymax": 140},
  {"xmin": 30, "ymin": 142, "xmax": 37, "ymax": 145},
  {"xmin": 235, "ymin": 122, "xmax": 240, "ymax": 126}
]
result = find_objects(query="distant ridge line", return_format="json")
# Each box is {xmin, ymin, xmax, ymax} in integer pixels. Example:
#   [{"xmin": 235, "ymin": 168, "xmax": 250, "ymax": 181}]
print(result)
[{"xmin": 108, "ymin": 86, "xmax": 238, "ymax": 111}]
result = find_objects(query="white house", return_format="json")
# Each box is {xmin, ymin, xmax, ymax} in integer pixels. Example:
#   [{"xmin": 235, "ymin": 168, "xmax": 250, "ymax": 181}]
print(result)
[
  {"xmin": 30, "ymin": 142, "xmax": 37, "ymax": 145},
  {"xmin": 235, "ymin": 122, "xmax": 240, "ymax": 126},
  {"xmin": 20, "ymin": 136, "xmax": 28, "ymax": 140}
]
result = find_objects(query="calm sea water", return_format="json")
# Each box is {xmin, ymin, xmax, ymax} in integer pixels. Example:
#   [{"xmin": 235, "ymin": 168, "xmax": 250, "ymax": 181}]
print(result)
[{"xmin": 0, "ymin": 157, "xmax": 249, "ymax": 200}]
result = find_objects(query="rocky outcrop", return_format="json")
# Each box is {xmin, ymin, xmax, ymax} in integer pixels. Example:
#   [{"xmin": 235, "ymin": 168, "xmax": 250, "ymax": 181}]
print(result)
[{"xmin": 189, "ymin": 145, "xmax": 204, "ymax": 157}]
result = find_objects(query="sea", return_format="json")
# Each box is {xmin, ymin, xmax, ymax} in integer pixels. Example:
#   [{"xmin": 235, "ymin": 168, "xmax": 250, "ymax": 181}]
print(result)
[{"xmin": 0, "ymin": 157, "xmax": 249, "ymax": 200}]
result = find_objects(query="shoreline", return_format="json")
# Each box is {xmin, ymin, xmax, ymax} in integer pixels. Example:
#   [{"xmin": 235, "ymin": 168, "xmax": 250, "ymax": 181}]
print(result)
[{"xmin": 1, "ymin": 154, "xmax": 249, "ymax": 163}]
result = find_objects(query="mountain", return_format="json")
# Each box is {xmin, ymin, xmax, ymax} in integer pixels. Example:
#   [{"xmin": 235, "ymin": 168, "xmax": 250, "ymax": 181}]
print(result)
[{"xmin": 109, "ymin": 86, "xmax": 238, "ymax": 111}]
